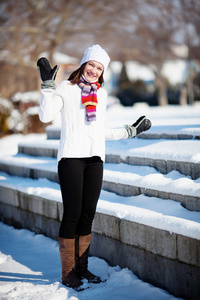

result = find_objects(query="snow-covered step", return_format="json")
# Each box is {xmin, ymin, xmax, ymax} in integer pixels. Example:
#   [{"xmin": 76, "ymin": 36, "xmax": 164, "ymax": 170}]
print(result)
[
  {"xmin": 105, "ymin": 138, "xmax": 200, "ymax": 180},
  {"xmin": 18, "ymin": 138, "xmax": 200, "ymax": 179},
  {"xmin": 46, "ymin": 126, "xmax": 60, "ymax": 140},
  {"xmin": 0, "ymin": 171, "xmax": 199, "ymax": 300},
  {"xmin": 45, "ymin": 125, "xmax": 200, "ymax": 140},
  {"xmin": 18, "ymin": 139, "xmax": 59, "ymax": 158},
  {"xmin": 1, "ymin": 170, "xmax": 199, "ymax": 239},
  {"xmin": 105, "ymin": 103, "xmax": 200, "ymax": 142},
  {"xmin": 140, "ymin": 132, "xmax": 200, "ymax": 140},
  {"xmin": 0, "ymin": 170, "xmax": 199, "ymax": 256},
  {"xmin": 103, "ymin": 163, "xmax": 200, "ymax": 212},
  {"xmin": 0, "ymin": 154, "xmax": 199, "ymax": 211},
  {"xmin": 0, "ymin": 154, "xmax": 58, "ymax": 182}
]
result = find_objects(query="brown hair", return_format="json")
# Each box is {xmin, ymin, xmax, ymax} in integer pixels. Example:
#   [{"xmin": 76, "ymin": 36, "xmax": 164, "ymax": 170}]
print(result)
[{"xmin": 68, "ymin": 62, "xmax": 104, "ymax": 86}]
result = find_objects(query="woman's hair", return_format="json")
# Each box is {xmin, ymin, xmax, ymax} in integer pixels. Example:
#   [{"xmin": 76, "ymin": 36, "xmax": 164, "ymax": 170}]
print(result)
[{"xmin": 68, "ymin": 62, "xmax": 104, "ymax": 86}]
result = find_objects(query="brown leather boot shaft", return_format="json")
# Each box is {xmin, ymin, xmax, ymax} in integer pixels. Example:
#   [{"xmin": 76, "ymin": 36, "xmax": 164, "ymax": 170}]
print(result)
[
  {"xmin": 75, "ymin": 234, "xmax": 92, "ymax": 272},
  {"xmin": 75, "ymin": 234, "xmax": 101, "ymax": 284},
  {"xmin": 58, "ymin": 237, "xmax": 83, "ymax": 289}
]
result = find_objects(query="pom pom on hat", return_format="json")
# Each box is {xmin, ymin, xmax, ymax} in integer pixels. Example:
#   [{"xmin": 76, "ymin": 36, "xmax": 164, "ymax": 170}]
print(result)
[{"xmin": 80, "ymin": 44, "xmax": 110, "ymax": 72}]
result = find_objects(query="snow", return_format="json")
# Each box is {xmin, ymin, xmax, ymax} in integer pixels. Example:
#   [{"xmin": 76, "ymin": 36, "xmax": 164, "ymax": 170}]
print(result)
[
  {"xmin": 11, "ymin": 91, "xmax": 41, "ymax": 104},
  {"xmin": 104, "ymin": 164, "xmax": 200, "ymax": 197},
  {"xmin": 0, "ymin": 103, "xmax": 200, "ymax": 299},
  {"xmin": 105, "ymin": 103, "xmax": 200, "ymax": 129},
  {"xmin": 106, "ymin": 138, "xmax": 200, "ymax": 162},
  {"xmin": 126, "ymin": 61, "xmax": 155, "ymax": 81},
  {"xmin": 0, "ymin": 133, "xmax": 46, "ymax": 156},
  {"xmin": 7, "ymin": 110, "xmax": 25, "ymax": 132},
  {"xmin": 0, "ymin": 222, "xmax": 182, "ymax": 300},
  {"xmin": 161, "ymin": 60, "xmax": 187, "ymax": 84},
  {"xmin": 0, "ymin": 167, "xmax": 200, "ymax": 240},
  {"xmin": 0, "ymin": 97, "xmax": 13, "ymax": 111},
  {"xmin": 108, "ymin": 59, "xmax": 189, "ymax": 85},
  {"xmin": 25, "ymin": 106, "xmax": 40, "ymax": 116}
]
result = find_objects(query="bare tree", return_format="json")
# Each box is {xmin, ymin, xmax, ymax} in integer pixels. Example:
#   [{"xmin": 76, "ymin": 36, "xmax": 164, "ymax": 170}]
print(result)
[
  {"xmin": 0, "ymin": 0, "xmax": 199, "ymax": 102},
  {"xmin": 174, "ymin": 0, "xmax": 200, "ymax": 104}
]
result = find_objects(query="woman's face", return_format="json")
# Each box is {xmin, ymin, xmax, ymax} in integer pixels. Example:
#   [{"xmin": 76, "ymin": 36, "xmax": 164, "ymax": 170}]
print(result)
[{"xmin": 83, "ymin": 60, "xmax": 104, "ymax": 83}]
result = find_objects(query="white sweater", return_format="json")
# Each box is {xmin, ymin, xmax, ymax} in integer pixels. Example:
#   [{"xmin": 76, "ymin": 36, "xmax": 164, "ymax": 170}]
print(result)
[{"xmin": 39, "ymin": 80, "xmax": 128, "ymax": 162}]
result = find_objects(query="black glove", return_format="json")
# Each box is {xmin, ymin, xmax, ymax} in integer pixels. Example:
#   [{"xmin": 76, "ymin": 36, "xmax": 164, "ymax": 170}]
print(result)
[
  {"xmin": 125, "ymin": 116, "xmax": 152, "ymax": 138},
  {"xmin": 37, "ymin": 57, "xmax": 59, "ymax": 82}
]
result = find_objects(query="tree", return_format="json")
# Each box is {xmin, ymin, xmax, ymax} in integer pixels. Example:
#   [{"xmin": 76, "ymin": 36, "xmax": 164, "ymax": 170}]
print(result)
[
  {"xmin": 0, "ymin": 0, "xmax": 199, "ymax": 103},
  {"xmin": 174, "ymin": 0, "xmax": 200, "ymax": 104}
]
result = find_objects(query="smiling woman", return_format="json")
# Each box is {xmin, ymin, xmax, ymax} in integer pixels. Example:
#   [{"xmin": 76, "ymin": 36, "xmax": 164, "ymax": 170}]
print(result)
[
  {"xmin": 36, "ymin": 44, "xmax": 151, "ymax": 291},
  {"xmin": 68, "ymin": 44, "xmax": 109, "ymax": 86}
]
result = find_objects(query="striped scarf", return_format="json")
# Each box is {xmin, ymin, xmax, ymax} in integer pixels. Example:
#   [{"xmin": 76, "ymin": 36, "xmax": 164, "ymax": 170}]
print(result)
[{"xmin": 78, "ymin": 77, "xmax": 100, "ymax": 122}]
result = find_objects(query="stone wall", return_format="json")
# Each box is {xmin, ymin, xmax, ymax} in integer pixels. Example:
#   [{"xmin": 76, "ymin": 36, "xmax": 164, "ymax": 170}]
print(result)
[{"xmin": 0, "ymin": 184, "xmax": 199, "ymax": 300}]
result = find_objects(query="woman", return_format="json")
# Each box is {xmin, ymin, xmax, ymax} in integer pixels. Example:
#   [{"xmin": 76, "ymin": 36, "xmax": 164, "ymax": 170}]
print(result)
[{"xmin": 37, "ymin": 44, "xmax": 151, "ymax": 291}]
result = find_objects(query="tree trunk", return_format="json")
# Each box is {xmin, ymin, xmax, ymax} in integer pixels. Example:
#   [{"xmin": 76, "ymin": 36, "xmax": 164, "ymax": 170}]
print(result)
[{"xmin": 155, "ymin": 75, "xmax": 168, "ymax": 106}]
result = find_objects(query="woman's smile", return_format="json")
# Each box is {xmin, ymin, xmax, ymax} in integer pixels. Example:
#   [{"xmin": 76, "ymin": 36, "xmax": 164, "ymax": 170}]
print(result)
[{"xmin": 83, "ymin": 60, "xmax": 103, "ymax": 82}]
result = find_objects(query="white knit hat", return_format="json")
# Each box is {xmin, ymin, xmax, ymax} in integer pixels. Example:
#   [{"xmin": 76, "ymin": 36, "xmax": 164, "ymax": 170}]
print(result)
[{"xmin": 80, "ymin": 44, "xmax": 110, "ymax": 72}]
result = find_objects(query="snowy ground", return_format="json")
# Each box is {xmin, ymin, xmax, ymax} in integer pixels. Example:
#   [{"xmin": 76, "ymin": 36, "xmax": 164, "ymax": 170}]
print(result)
[
  {"xmin": 0, "ymin": 103, "xmax": 200, "ymax": 299},
  {"xmin": 0, "ymin": 222, "xmax": 183, "ymax": 300}
]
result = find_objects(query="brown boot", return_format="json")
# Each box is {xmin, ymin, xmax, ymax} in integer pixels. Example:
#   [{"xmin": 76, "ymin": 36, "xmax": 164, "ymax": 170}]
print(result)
[
  {"xmin": 75, "ymin": 234, "xmax": 101, "ymax": 284},
  {"xmin": 58, "ymin": 237, "xmax": 83, "ymax": 290}
]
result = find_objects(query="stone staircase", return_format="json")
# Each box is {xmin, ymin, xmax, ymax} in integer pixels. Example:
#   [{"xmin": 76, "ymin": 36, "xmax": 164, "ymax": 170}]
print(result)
[{"xmin": 0, "ymin": 127, "xmax": 200, "ymax": 300}]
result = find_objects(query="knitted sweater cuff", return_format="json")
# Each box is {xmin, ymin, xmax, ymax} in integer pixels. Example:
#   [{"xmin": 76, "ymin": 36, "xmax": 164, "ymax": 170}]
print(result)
[
  {"xmin": 41, "ymin": 80, "xmax": 56, "ymax": 89},
  {"xmin": 124, "ymin": 124, "xmax": 136, "ymax": 138}
]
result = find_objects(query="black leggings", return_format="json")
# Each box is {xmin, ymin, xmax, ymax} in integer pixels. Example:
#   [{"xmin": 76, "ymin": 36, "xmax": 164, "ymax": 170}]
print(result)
[{"xmin": 58, "ymin": 156, "xmax": 103, "ymax": 238}]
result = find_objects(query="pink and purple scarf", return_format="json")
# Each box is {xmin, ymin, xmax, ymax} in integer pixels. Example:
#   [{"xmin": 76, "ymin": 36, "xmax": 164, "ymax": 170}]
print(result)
[{"xmin": 78, "ymin": 77, "xmax": 100, "ymax": 122}]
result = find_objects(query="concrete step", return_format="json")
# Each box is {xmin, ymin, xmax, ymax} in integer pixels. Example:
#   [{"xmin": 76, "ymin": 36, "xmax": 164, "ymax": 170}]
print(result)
[
  {"xmin": 0, "ymin": 154, "xmax": 199, "ymax": 211},
  {"xmin": 0, "ymin": 171, "xmax": 199, "ymax": 253},
  {"xmin": 18, "ymin": 138, "xmax": 200, "ymax": 179},
  {"xmin": 0, "ymin": 171, "xmax": 199, "ymax": 300},
  {"xmin": 18, "ymin": 139, "xmax": 58, "ymax": 158},
  {"xmin": 46, "ymin": 126, "xmax": 60, "ymax": 140},
  {"xmin": 105, "ymin": 138, "xmax": 200, "ymax": 180},
  {"xmin": 103, "ymin": 163, "xmax": 200, "ymax": 212}
]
